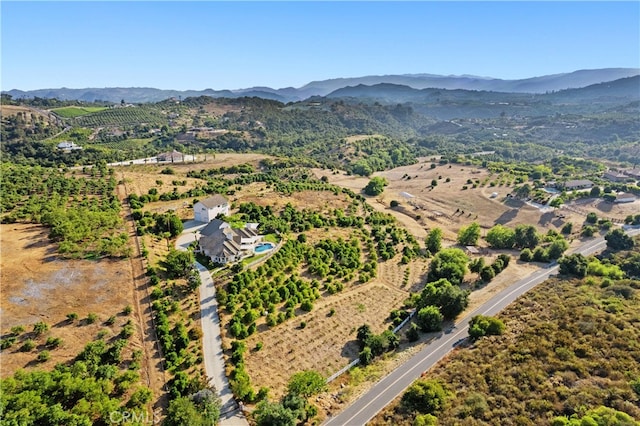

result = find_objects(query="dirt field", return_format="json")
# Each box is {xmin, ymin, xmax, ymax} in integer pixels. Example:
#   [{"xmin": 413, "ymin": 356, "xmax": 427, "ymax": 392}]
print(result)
[
  {"xmin": 116, "ymin": 152, "xmax": 272, "ymax": 198},
  {"xmin": 0, "ymin": 224, "xmax": 138, "ymax": 375},
  {"xmin": 239, "ymin": 282, "xmax": 408, "ymax": 399},
  {"xmin": 314, "ymin": 159, "xmax": 586, "ymax": 245}
]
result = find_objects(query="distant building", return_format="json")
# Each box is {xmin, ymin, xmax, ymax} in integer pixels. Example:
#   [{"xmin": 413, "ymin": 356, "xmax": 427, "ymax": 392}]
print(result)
[
  {"xmin": 193, "ymin": 195, "xmax": 229, "ymax": 223},
  {"xmin": 622, "ymin": 169, "xmax": 640, "ymax": 179},
  {"xmin": 197, "ymin": 219, "xmax": 263, "ymax": 264},
  {"xmin": 562, "ymin": 179, "xmax": 593, "ymax": 190},
  {"xmin": 157, "ymin": 150, "xmax": 184, "ymax": 162},
  {"xmin": 615, "ymin": 193, "xmax": 636, "ymax": 203},
  {"xmin": 603, "ymin": 171, "xmax": 628, "ymax": 182},
  {"xmin": 57, "ymin": 141, "xmax": 83, "ymax": 152}
]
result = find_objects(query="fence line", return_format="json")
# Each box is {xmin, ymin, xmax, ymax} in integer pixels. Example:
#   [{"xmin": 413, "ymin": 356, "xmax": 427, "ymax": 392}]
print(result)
[{"xmin": 326, "ymin": 309, "xmax": 416, "ymax": 384}]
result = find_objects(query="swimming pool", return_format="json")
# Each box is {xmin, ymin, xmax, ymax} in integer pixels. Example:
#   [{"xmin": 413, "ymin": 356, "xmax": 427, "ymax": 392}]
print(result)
[{"xmin": 254, "ymin": 242, "xmax": 275, "ymax": 253}]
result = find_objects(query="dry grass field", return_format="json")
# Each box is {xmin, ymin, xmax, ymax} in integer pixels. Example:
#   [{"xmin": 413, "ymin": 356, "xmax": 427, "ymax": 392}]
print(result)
[
  {"xmin": 0, "ymin": 224, "xmax": 140, "ymax": 375},
  {"xmin": 313, "ymin": 158, "xmax": 631, "ymax": 246}
]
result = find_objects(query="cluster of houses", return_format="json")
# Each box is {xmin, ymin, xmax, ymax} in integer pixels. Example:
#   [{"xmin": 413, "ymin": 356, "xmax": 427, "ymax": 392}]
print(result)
[
  {"xmin": 192, "ymin": 194, "xmax": 267, "ymax": 264},
  {"xmin": 545, "ymin": 169, "xmax": 638, "ymax": 204}
]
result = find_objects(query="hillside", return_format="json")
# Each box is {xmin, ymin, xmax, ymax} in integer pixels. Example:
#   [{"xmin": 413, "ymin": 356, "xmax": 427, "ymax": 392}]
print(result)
[{"xmin": 3, "ymin": 68, "xmax": 638, "ymax": 103}]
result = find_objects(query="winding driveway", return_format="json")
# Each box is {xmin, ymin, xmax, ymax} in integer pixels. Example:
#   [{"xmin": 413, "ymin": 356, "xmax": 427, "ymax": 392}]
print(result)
[
  {"xmin": 175, "ymin": 222, "xmax": 248, "ymax": 426},
  {"xmin": 323, "ymin": 229, "xmax": 640, "ymax": 426}
]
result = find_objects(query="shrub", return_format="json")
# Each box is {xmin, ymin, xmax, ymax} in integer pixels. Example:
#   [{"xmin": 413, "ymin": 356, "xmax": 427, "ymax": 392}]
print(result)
[
  {"xmin": 37, "ymin": 350, "xmax": 51, "ymax": 362},
  {"xmin": 20, "ymin": 339, "xmax": 35, "ymax": 352},
  {"xmin": 10, "ymin": 325, "xmax": 25, "ymax": 335},
  {"xmin": 480, "ymin": 266, "xmax": 496, "ymax": 282},
  {"xmin": 520, "ymin": 248, "xmax": 533, "ymax": 261},
  {"xmin": 359, "ymin": 346, "xmax": 373, "ymax": 366},
  {"xmin": 406, "ymin": 323, "xmax": 420, "ymax": 342},
  {"xmin": 33, "ymin": 321, "xmax": 49, "ymax": 336},
  {"xmin": 86, "ymin": 313, "xmax": 98, "ymax": 324},
  {"xmin": 402, "ymin": 379, "xmax": 450, "ymax": 414},
  {"xmin": 417, "ymin": 306, "xmax": 443, "ymax": 332},
  {"xmin": 45, "ymin": 337, "xmax": 63, "ymax": 348},
  {"xmin": 468, "ymin": 315, "xmax": 505, "ymax": 340}
]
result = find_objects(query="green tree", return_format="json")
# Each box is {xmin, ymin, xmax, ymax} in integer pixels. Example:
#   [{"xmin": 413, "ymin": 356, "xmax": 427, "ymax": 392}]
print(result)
[
  {"xmin": 585, "ymin": 212, "xmax": 598, "ymax": 224},
  {"xmin": 363, "ymin": 177, "xmax": 388, "ymax": 196},
  {"xmin": 513, "ymin": 224, "xmax": 540, "ymax": 249},
  {"xmin": 558, "ymin": 253, "xmax": 589, "ymax": 277},
  {"xmin": 426, "ymin": 248, "xmax": 469, "ymax": 285},
  {"xmin": 425, "ymin": 228, "xmax": 443, "ymax": 255},
  {"xmin": 457, "ymin": 222, "xmax": 481, "ymax": 246},
  {"xmin": 485, "ymin": 224, "xmax": 515, "ymax": 249},
  {"xmin": 401, "ymin": 379, "xmax": 450, "ymax": 414},
  {"xmin": 356, "ymin": 324, "xmax": 373, "ymax": 348},
  {"xmin": 547, "ymin": 238, "xmax": 569, "ymax": 259},
  {"xmin": 254, "ymin": 400, "xmax": 296, "ymax": 426},
  {"xmin": 287, "ymin": 370, "xmax": 326, "ymax": 397},
  {"xmin": 561, "ymin": 222, "xmax": 573, "ymax": 235},
  {"xmin": 416, "ymin": 306, "xmax": 443, "ymax": 332},
  {"xmin": 154, "ymin": 212, "xmax": 184, "ymax": 237},
  {"xmin": 605, "ymin": 228, "xmax": 634, "ymax": 251},
  {"xmin": 163, "ymin": 249, "xmax": 194, "ymax": 278},
  {"xmin": 359, "ymin": 346, "xmax": 373, "ymax": 365},
  {"xmin": 468, "ymin": 315, "xmax": 505, "ymax": 340}
]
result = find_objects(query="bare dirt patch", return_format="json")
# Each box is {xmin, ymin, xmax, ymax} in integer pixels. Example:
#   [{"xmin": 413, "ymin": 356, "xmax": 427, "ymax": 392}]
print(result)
[{"xmin": 0, "ymin": 224, "xmax": 137, "ymax": 375}]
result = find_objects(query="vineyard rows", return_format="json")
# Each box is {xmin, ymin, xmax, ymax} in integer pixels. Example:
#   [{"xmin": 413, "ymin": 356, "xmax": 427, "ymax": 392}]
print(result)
[{"xmin": 75, "ymin": 107, "xmax": 167, "ymax": 127}]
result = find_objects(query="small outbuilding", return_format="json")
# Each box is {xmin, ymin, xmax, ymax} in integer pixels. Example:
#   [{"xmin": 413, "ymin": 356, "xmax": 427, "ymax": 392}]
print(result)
[
  {"xmin": 615, "ymin": 193, "xmax": 636, "ymax": 203},
  {"xmin": 157, "ymin": 150, "xmax": 184, "ymax": 162}
]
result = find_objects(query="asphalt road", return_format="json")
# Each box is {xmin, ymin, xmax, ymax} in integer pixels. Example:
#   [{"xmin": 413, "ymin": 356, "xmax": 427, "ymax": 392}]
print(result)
[{"xmin": 323, "ymin": 229, "xmax": 639, "ymax": 426}]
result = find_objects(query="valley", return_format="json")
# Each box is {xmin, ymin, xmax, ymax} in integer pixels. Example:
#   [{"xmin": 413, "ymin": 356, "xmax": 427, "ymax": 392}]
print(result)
[{"xmin": 1, "ymin": 71, "xmax": 639, "ymax": 425}]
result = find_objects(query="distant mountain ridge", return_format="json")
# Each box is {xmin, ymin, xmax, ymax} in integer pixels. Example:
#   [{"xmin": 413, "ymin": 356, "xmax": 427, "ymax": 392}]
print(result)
[{"xmin": 3, "ymin": 68, "xmax": 638, "ymax": 104}]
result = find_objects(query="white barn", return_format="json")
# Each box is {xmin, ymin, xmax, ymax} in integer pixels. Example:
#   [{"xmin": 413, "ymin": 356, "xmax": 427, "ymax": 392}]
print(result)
[{"xmin": 193, "ymin": 194, "xmax": 229, "ymax": 223}]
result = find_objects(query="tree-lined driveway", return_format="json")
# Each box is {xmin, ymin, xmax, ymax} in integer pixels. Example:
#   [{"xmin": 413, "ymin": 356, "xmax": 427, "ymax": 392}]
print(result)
[{"xmin": 175, "ymin": 222, "xmax": 248, "ymax": 426}]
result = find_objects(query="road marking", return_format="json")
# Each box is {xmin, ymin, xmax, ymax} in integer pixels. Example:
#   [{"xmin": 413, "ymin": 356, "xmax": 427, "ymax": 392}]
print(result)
[{"xmin": 324, "ymin": 232, "xmax": 640, "ymax": 425}]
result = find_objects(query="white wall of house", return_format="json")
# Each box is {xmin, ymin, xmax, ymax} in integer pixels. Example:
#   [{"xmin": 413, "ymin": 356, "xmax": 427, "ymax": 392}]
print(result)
[{"xmin": 194, "ymin": 202, "xmax": 229, "ymax": 223}]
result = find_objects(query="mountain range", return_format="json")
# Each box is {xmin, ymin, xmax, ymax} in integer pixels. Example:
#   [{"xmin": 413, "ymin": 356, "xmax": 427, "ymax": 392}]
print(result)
[{"xmin": 3, "ymin": 68, "xmax": 639, "ymax": 104}]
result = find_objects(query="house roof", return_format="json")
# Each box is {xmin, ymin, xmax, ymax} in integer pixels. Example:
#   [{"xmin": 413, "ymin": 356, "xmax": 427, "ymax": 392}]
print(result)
[
  {"xmin": 199, "ymin": 219, "xmax": 227, "ymax": 237},
  {"xmin": 199, "ymin": 231, "xmax": 242, "ymax": 259},
  {"xmin": 158, "ymin": 150, "xmax": 183, "ymax": 159},
  {"xmin": 564, "ymin": 179, "xmax": 593, "ymax": 188},
  {"xmin": 604, "ymin": 171, "xmax": 627, "ymax": 178},
  {"xmin": 616, "ymin": 193, "xmax": 636, "ymax": 199},
  {"xmin": 197, "ymin": 194, "xmax": 229, "ymax": 209},
  {"xmin": 234, "ymin": 227, "xmax": 259, "ymax": 239}
]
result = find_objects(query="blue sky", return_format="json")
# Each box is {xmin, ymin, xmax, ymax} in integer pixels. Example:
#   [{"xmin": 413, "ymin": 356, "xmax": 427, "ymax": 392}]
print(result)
[{"xmin": 2, "ymin": 1, "xmax": 639, "ymax": 91}]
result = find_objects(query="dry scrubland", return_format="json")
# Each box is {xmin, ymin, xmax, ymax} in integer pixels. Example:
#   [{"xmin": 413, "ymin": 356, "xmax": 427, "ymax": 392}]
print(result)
[{"xmin": 371, "ymin": 274, "xmax": 640, "ymax": 425}]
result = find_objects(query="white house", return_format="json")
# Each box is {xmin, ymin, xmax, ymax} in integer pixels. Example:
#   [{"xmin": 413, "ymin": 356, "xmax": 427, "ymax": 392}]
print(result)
[
  {"xmin": 57, "ymin": 141, "xmax": 83, "ymax": 152},
  {"xmin": 197, "ymin": 219, "xmax": 263, "ymax": 264},
  {"xmin": 193, "ymin": 194, "xmax": 229, "ymax": 223}
]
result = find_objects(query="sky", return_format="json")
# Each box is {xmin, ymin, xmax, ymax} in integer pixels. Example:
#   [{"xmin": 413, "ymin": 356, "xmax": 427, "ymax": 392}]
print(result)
[{"xmin": 2, "ymin": 1, "xmax": 639, "ymax": 91}]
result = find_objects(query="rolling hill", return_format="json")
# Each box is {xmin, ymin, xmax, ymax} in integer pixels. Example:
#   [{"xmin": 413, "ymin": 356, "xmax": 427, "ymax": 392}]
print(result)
[{"xmin": 3, "ymin": 68, "xmax": 638, "ymax": 104}]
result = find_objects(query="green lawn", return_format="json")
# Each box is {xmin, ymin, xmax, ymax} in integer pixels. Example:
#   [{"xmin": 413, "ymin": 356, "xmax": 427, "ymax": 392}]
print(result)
[{"xmin": 52, "ymin": 106, "xmax": 108, "ymax": 118}]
